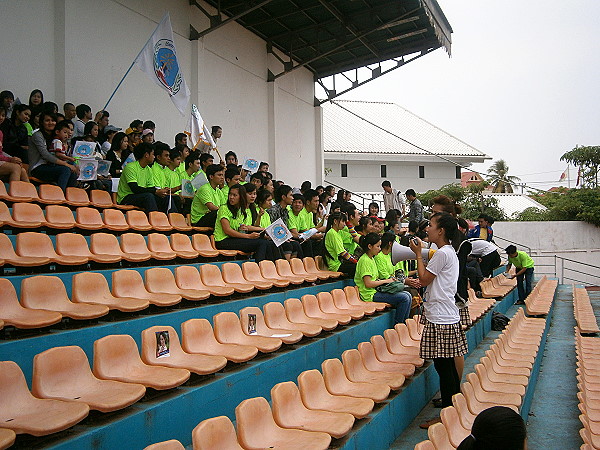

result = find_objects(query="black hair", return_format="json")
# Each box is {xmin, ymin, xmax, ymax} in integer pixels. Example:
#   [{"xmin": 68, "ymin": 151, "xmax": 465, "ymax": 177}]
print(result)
[
  {"xmin": 175, "ymin": 132, "xmax": 187, "ymax": 144},
  {"xmin": 244, "ymin": 183, "xmax": 258, "ymax": 222},
  {"xmin": 97, "ymin": 110, "xmax": 109, "ymax": 120},
  {"xmin": 430, "ymin": 212, "xmax": 459, "ymax": 245},
  {"xmin": 380, "ymin": 231, "xmax": 396, "ymax": 251},
  {"xmin": 130, "ymin": 119, "xmax": 143, "ymax": 129},
  {"xmin": 256, "ymin": 188, "xmax": 273, "ymax": 207},
  {"xmin": 408, "ymin": 220, "xmax": 419, "ymax": 233},
  {"xmin": 457, "ymin": 217, "xmax": 469, "ymax": 231},
  {"xmin": 28, "ymin": 89, "xmax": 43, "ymax": 105},
  {"xmin": 325, "ymin": 211, "xmax": 347, "ymax": 232},
  {"xmin": 226, "ymin": 184, "xmax": 248, "ymax": 220},
  {"xmin": 200, "ymin": 152, "xmax": 214, "ymax": 164},
  {"xmin": 110, "ymin": 132, "xmax": 128, "ymax": 154},
  {"xmin": 319, "ymin": 192, "xmax": 330, "ymax": 203},
  {"xmin": 54, "ymin": 120, "xmax": 72, "ymax": 132},
  {"xmin": 244, "ymin": 182, "xmax": 257, "ymax": 194},
  {"xmin": 204, "ymin": 163, "xmax": 223, "ymax": 179},
  {"xmin": 274, "ymin": 184, "xmax": 292, "ymax": 203},
  {"xmin": 10, "ymin": 103, "xmax": 31, "ymax": 122},
  {"xmin": 259, "ymin": 161, "xmax": 268, "ymax": 169},
  {"xmin": 262, "ymin": 171, "xmax": 273, "ymax": 180},
  {"xmin": 341, "ymin": 202, "xmax": 356, "ymax": 218},
  {"xmin": 336, "ymin": 189, "xmax": 347, "ymax": 204},
  {"xmin": 405, "ymin": 189, "xmax": 416, "ymax": 197},
  {"xmin": 134, "ymin": 142, "xmax": 153, "ymax": 160},
  {"xmin": 325, "ymin": 185, "xmax": 335, "ymax": 196},
  {"xmin": 38, "ymin": 111, "xmax": 57, "ymax": 140},
  {"xmin": 505, "ymin": 245, "xmax": 517, "ymax": 255},
  {"xmin": 303, "ymin": 189, "xmax": 319, "ymax": 203},
  {"xmin": 0, "ymin": 106, "xmax": 6, "ymax": 116},
  {"xmin": 153, "ymin": 141, "xmax": 170, "ymax": 157},
  {"xmin": 83, "ymin": 120, "xmax": 98, "ymax": 136},
  {"xmin": 225, "ymin": 167, "xmax": 241, "ymax": 181},
  {"xmin": 300, "ymin": 180, "xmax": 312, "ymax": 193},
  {"xmin": 63, "ymin": 102, "xmax": 74, "ymax": 110},
  {"xmin": 292, "ymin": 193, "xmax": 305, "ymax": 205},
  {"xmin": 226, "ymin": 163, "xmax": 238, "ymax": 171},
  {"xmin": 381, "ymin": 180, "xmax": 391, "ymax": 188},
  {"xmin": 143, "ymin": 120, "xmax": 155, "ymax": 130},
  {"xmin": 359, "ymin": 232, "xmax": 381, "ymax": 253},
  {"xmin": 211, "ymin": 125, "xmax": 222, "ymax": 135},
  {"xmin": 457, "ymin": 406, "xmax": 526, "ymax": 450},
  {"xmin": 42, "ymin": 102, "xmax": 58, "ymax": 114},
  {"xmin": 169, "ymin": 148, "xmax": 182, "ymax": 161},
  {"xmin": 385, "ymin": 209, "xmax": 399, "ymax": 227},
  {"xmin": 224, "ymin": 150, "xmax": 237, "ymax": 162},
  {"xmin": 0, "ymin": 90, "xmax": 14, "ymax": 103},
  {"xmin": 185, "ymin": 152, "xmax": 200, "ymax": 169},
  {"xmin": 369, "ymin": 202, "xmax": 379, "ymax": 212},
  {"xmin": 250, "ymin": 172, "xmax": 264, "ymax": 183},
  {"xmin": 75, "ymin": 104, "xmax": 91, "ymax": 119},
  {"xmin": 329, "ymin": 202, "xmax": 341, "ymax": 212}
]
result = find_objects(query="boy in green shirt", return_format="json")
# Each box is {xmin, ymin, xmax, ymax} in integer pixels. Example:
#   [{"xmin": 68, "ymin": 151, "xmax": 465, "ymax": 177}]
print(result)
[
  {"xmin": 116, "ymin": 142, "xmax": 170, "ymax": 213},
  {"xmin": 505, "ymin": 245, "xmax": 535, "ymax": 304},
  {"xmin": 151, "ymin": 142, "xmax": 171, "ymax": 188},
  {"xmin": 222, "ymin": 167, "xmax": 242, "ymax": 199},
  {"xmin": 190, "ymin": 164, "xmax": 226, "ymax": 228}
]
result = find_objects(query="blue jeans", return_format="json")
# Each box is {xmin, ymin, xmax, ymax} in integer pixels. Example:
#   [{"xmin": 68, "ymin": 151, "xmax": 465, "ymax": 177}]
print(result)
[
  {"xmin": 516, "ymin": 267, "xmax": 534, "ymax": 301},
  {"xmin": 373, "ymin": 290, "xmax": 412, "ymax": 324},
  {"xmin": 31, "ymin": 164, "xmax": 78, "ymax": 192}
]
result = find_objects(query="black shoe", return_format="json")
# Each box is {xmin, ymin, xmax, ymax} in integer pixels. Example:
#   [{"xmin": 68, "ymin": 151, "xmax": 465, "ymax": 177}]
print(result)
[{"xmin": 432, "ymin": 397, "xmax": 443, "ymax": 408}]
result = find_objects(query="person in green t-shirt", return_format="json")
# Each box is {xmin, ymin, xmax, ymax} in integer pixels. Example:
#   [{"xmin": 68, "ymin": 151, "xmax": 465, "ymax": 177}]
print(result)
[
  {"xmin": 339, "ymin": 204, "xmax": 361, "ymax": 255},
  {"xmin": 354, "ymin": 233, "xmax": 412, "ymax": 324},
  {"xmin": 178, "ymin": 152, "xmax": 202, "ymax": 215},
  {"xmin": 324, "ymin": 212, "xmax": 357, "ymax": 276},
  {"xmin": 116, "ymin": 142, "xmax": 170, "ymax": 213},
  {"xmin": 190, "ymin": 164, "xmax": 225, "ymax": 228},
  {"xmin": 375, "ymin": 232, "xmax": 421, "ymax": 290},
  {"xmin": 505, "ymin": 245, "xmax": 535, "ymax": 303},
  {"xmin": 151, "ymin": 142, "xmax": 171, "ymax": 188},
  {"xmin": 256, "ymin": 188, "xmax": 301, "ymax": 260},
  {"xmin": 222, "ymin": 167, "xmax": 242, "ymax": 199},
  {"xmin": 213, "ymin": 184, "xmax": 269, "ymax": 262},
  {"xmin": 288, "ymin": 190, "xmax": 324, "ymax": 258},
  {"xmin": 164, "ymin": 147, "xmax": 184, "ymax": 213}
]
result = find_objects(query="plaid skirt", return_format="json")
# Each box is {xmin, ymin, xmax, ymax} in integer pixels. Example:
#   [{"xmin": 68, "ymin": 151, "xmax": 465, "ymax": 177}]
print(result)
[
  {"xmin": 419, "ymin": 318, "xmax": 468, "ymax": 360},
  {"xmin": 459, "ymin": 305, "xmax": 472, "ymax": 328}
]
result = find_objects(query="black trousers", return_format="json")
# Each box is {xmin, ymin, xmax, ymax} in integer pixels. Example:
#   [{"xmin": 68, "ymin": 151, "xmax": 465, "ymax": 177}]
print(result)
[
  {"xmin": 338, "ymin": 260, "xmax": 356, "ymax": 277},
  {"xmin": 215, "ymin": 237, "xmax": 268, "ymax": 262},
  {"xmin": 479, "ymin": 251, "xmax": 501, "ymax": 278},
  {"xmin": 195, "ymin": 209, "xmax": 218, "ymax": 228},
  {"xmin": 433, "ymin": 357, "xmax": 461, "ymax": 408}
]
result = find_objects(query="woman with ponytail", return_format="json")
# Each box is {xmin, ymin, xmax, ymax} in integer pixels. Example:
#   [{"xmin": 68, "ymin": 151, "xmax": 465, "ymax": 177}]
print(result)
[
  {"xmin": 409, "ymin": 212, "xmax": 467, "ymax": 427},
  {"xmin": 324, "ymin": 212, "xmax": 357, "ymax": 276},
  {"xmin": 354, "ymin": 233, "xmax": 412, "ymax": 324}
]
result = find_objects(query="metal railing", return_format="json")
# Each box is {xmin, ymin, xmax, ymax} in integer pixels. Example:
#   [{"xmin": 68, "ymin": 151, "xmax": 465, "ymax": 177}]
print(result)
[{"xmin": 323, "ymin": 180, "xmax": 384, "ymax": 213}]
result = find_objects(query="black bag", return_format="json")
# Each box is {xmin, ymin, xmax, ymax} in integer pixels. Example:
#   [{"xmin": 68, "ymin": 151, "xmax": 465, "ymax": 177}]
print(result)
[{"xmin": 491, "ymin": 311, "xmax": 510, "ymax": 331}]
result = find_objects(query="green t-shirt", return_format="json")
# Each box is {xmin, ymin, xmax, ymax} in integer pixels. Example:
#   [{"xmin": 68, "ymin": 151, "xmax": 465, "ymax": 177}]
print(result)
[
  {"xmin": 354, "ymin": 254, "xmax": 378, "ymax": 302},
  {"xmin": 214, "ymin": 205, "xmax": 252, "ymax": 242},
  {"xmin": 151, "ymin": 163, "xmax": 168, "ymax": 188},
  {"xmin": 176, "ymin": 161, "xmax": 186, "ymax": 175},
  {"xmin": 117, "ymin": 160, "xmax": 154, "ymax": 203},
  {"xmin": 324, "ymin": 228, "xmax": 346, "ymax": 272},
  {"xmin": 508, "ymin": 251, "xmax": 534, "ymax": 269},
  {"xmin": 191, "ymin": 183, "xmax": 225, "ymax": 223},
  {"xmin": 165, "ymin": 167, "xmax": 181, "ymax": 189},
  {"xmin": 288, "ymin": 208, "xmax": 313, "ymax": 232},
  {"xmin": 259, "ymin": 211, "xmax": 271, "ymax": 229},
  {"xmin": 221, "ymin": 184, "xmax": 230, "ymax": 199},
  {"xmin": 339, "ymin": 226, "xmax": 358, "ymax": 254},
  {"xmin": 374, "ymin": 251, "xmax": 394, "ymax": 280}
]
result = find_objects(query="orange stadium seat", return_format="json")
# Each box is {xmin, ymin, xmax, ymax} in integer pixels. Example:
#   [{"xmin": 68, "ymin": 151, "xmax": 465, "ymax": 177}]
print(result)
[
  {"xmin": 331, "ymin": 288, "xmax": 376, "ymax": 315},
  {"xmin": 242, "ymin": 261, "xmax": 287, "ymax": 288},
  {"xmin": 200, "ymin": 264, "xmax": 253, "ymax": 294},
  {"xmin": 317, "ymin": 291, "xmax": 363, "ymax": 320},
  {"xmin": 0, "ymin": 183, "xmax": 19, "ymax": 202},
  {"xmin": 9, "ymin": 180, "xmax": 39, "ymax": 202},
  {"xmin": 263, "ymin": 301, "xmax": 322, "ymax": 337},
  {"xmin": 89, "ymin": 233, "xmax": 136, "ymax": 262},
  {"xmin": 65, "ymin": 187, "xmax": 90, "ymax": 207},
  {"xmin": 174, "ymin": 265, "xmax": 234, "ymax": 297},
  {"xmin": 213, "ymin": 311, "xmax": 282, "ymax": 353},
  {"xmin": 145, "ymin": 267, "xmax": 210, "ymax": 301},
  {"xmin": 119, "ymin": 233, "xmax": 153, "ymax": 262},
  {"xmin": 222, "ymin": 262, "xmax": 265, "ymax": 290},
  {"xmin": 321, "ymin": 358, "xmax": 390, "ymax": 402},
  {"xmin": 370, "ymin": 334, "xmax": 423, "ymax": 367},
  {"xmin": 112, "ymin": 270, "xmax": 181, "ymax": 307},
  {"xmin": 126, "ymin": 210, "xmax": 152, "ymax": 231},
  {"xmin": 75, "ymin": 207, "xmax": 105, "ymax": 231},
  {"xmin": 56, "ymin": 233, "xmax": 121, "ymax": 264},
  {"xmin": 146, "ymin": 233, "xmax": 178, "ymax": 260},
  {"xmin": 341, "ymin": 349, "xmax": 405, "ymax": 390},
  {"xmin": 45, "ymin": 205, "xmax": 76, "ymax": 230},
  {"xmin": 102, "ymin": 208, "xmax": 129, "ymax": 232},
  {"xmin": 72, "ymin": 272, "xmax": 149, "ymax": 312},
  {"xmin": 168, "ymin": 213, "xmax": 192, "ymax": 232},
  {"xmin": 169, "ymin": 233, "xmax": 199, "ymax": 259},
  {"xmin": 302, "ymin": 294, "xmax": 351, "ymax": 325},
  {"xmin": 190, "ymin": 234, "xmax": 220, "ymax": 258},
  {"xmin": 11, "ymin": 202, "xmax": 47, "ymax": 228},
  {"xmin": 144, "ymin": 440, "xmax": 185, "ymax": 450},
  {"xmin": 275, "ymin": 259, "xmax": 307, "ymax": 284},
  {"xmin": 89, "ymin": 189, "xmax": 115, "ymax": 208},
  {"xmin": 0, "ymin": 278, "xmax": 63, "ymax": 329},
  {"xmin": 32, "ymin": 346, "xmax": 146, "ymax": 412},
  {"xmin": 17, "ymin": 232, "xmax": 88, "ymax": 266},
  {"xmin": 303, "ymin": 256, "xmax": 342, "ymax": 279},
  {"xmin": 357, "ymin": 341, "xmax": 415, "ymax": 377},
  {"xmin": 149, "ymin": 211, "xmax": 173, "ymax": 232},
  {"xmin": 192, "ymin": 416, "xmax": 243, "ymax": 450},
  {"xmin": 239, "ymin": 306, "xmax": 303, "ymax": 344},
  {"xmin": 0, "ymin": 233, "xmax": 51, "ymax": 267},
  {"xmin": 0, "ymin": 428, "xmax": 16, "ymax": 450},
  {"xmin": 284, "ymin": 298, "xmax": 338, "ymax": 331},
  {"xmin": 38, "ymin": 184, "xmax": 67, "ymax": 205},
  {"xmin": 289, "ymin": 258, "xmax": 318, "ymax": 283}
]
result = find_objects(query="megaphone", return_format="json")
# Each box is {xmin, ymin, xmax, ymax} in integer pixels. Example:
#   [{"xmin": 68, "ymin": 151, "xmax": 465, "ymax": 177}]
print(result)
[{"xmin": 391, "ymin": 241, "xmax": 436, "ymax": 265}]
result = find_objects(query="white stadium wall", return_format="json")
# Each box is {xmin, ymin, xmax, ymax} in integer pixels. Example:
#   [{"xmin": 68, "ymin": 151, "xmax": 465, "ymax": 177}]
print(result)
[{"xmin": 0, "ymin": 0, "xmax": 319, "ymax": 187}]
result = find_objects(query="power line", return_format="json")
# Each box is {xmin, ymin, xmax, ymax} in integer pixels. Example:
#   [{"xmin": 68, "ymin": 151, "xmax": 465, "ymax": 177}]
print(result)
[{"xmin": 330, "ymin": 100, "xmax": 553, "ymax": 194}]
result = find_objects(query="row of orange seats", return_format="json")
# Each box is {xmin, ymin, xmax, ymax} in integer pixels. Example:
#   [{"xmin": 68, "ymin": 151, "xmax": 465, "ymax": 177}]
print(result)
[
  {"xmin": 480, "ymin": 270, "xmax": 517, "ymax": 298},
  {"xmin": 416, "ymin": 307, "xmax": 549, "ymax": 449},
  {"xmin": 0, "ymin": 286, "xmax": 382, "ymax": 442},
  {"xmin": 576, "ymin": 330, "xmax": 600, "ymax": 449},
  {"xmin": 466, "ymin": 288, "xmax": 497, "ymax": 324},
  {"xmin": 1, "ymin": 181, "xmax": 135, "ymax": 210},
  {"xmin": 1, "ymin": 202, "xmax": 199, "ymax": 234},
  {"xmin": 0, "ymin": 232, "xmax": 248, "ymax": 268},
  {"xmin": 145, "ymin": 314, "xmax": 427, "ymax": 449},
  {"xmin": 525, "ymin": 275, "xmax": 558, "ymax": 316},
  {"xmin": 0, "ymin": 259, "xmax": 341, "ymax": 329},
  {"xmin": 573, "ymin": 287, "xmax": 599, "ymax": 334}
]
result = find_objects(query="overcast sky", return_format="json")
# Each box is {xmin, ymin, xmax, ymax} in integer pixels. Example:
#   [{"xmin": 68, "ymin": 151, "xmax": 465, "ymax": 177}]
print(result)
[{"xmin": 339, "ymin": 0, "xmax": 600, "ymax": 192}]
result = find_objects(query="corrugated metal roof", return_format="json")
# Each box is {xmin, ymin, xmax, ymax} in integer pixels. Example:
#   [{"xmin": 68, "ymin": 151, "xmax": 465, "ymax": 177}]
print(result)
[
  {"xmin": 323, "ymin": 99, "xmax": 490, "ymax": 159},
  {"xmin": 483, "ymin": 193, "xmax": 547, "ymax": 218}
]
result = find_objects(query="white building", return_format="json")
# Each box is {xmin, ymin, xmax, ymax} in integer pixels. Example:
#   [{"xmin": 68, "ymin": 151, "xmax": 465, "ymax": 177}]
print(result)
[{"xmin": 323, "ymin": 99, "xmax": 491, "ymax": 193}]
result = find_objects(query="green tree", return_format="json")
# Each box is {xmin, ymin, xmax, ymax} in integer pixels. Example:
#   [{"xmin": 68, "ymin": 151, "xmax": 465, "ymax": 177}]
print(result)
[
  {"xmin": 486, "ymin": 159, "xmax": 521, "ymax": 193},
  {"xmin": 560, "ymin": 145, "xmax": 600, "ymax": 188},
  {"xmin": 531, "ymin": 188, "xmax": 600, "ymax": 226}
]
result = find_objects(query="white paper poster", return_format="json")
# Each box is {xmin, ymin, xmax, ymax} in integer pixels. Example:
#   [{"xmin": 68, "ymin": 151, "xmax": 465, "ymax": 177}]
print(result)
[
  {"xmin": 77, "ymin": 159, "xmax": 98, "ymax": 181},
  {"xmin": 265, "ymin": 218, "xmax": 292, "ymax": 248}
]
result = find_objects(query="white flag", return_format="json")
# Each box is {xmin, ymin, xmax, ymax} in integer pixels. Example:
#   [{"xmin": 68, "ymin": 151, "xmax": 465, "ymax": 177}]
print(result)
[
  {"xmin": 265, "ymin": 218, "xmax": 293, "ymax": 248},
  {"xmin": 185, "ymin": 104, "xmax": 216, "ymax": 151},
  {"xmin": 135, "ymin": 13, "xmax": 190, "ymax": 115}
]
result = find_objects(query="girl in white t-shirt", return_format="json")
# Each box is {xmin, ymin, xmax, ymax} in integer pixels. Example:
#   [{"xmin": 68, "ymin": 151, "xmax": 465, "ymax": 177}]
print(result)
[{"xmin": 409, "ymin": 212, "xmax": 468, "ymax": 427}]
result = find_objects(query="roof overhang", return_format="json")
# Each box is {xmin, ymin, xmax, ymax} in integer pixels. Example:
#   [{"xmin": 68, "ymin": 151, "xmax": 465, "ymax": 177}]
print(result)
[
  {"xmin": 191, "ymin": 0, "xmax": 452, "ymax": 102},
  {"xmin": 324, "ymin": 153, "xmax": 490, "ymax": 164}
]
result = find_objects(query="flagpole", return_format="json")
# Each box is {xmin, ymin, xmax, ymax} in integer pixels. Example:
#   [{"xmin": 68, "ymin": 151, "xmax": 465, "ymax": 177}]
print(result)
[
  {"xmin": 567, "ymin": 163, "xmax": 571, "ymax": 189},
  {"xmin": 102, "ymin": 13, "xmax": 168, "ymax": 111}
]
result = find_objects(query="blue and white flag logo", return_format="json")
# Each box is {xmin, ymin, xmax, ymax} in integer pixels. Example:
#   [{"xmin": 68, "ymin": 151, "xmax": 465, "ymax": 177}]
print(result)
[
  {"xmin": 265, "ymin": 218, "xmax": 292, "ymax": 248},
  {"xmin": 153, "ymin": 39, "xmax": 183, "ymax": 96}
]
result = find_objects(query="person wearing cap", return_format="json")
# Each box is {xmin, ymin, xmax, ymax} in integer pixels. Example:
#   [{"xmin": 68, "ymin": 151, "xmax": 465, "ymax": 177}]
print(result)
[
  {"xmin": 141, "ymin": 128, "xmax": 154, "ymax": 144},
  {"xmin": 125, "ymin": 119, "xmax": 143, "ymax": 135},
  {"xmin": 100, "ymin": 124, "xmax": 121, "ymax": 158},
  {"xmin": 457, "ymin": 406, "xmax": 527, "ymax": 450}
]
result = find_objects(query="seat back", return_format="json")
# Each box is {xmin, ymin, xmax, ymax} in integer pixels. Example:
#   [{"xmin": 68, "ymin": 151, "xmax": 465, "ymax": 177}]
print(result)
[
  {"xmin": 126, "ymin": 210, "xmax": 151, "ymax": 229},
  {"xmin": 343, "ymin": 286, "xmax": 361, "ymax": 305},
  {"xmin": 32, "ymin": 346, "xmax": 95, "ymax": 398},
  {"xmin": 303, "ymin": 256, "xmax": 319, "ymax": 272},
  {"xmin": 440, "ymin": 406, "xmax": 470, "ymax": 447},
  {"xmin": 103, "ymin": 209, "xmax": 128, "ymax": 228},
  {"xmin": 321, "ymin": 358, "xmax": 348, "ymax": 388},
  {"xmin": 316, "ymin": 292, "xmax": 338, "ymax": 313},
  {"xmin": 9, "ymin": 180, "xmax": 39, "ymax": 201},
  {"xmin": 147, "ymin": 233, "xmax": 174, "ymax": 253},
  {"xmin": 16, "ymin": 232, "xmax": 57, "ymax": 258},
  {"xmin": 200, "ymin": 264, "xmax": 226, "ymax": 287},
  {"xmin": 12, "ymin": 202, "xmax": 46, "ymax": 223},
  {"xmin": 145, "ymin": 440, "xmax": 185, "ymax": 450},
  {"xmin": 168, "ymin": 213, "xmax": 191, "ymax": 231},
  {"xmin": 121, "ymin": 233, "xmax": 151, "ymax": 254},
  {"xmin": 263, "ymin": 302, "xmax": 291, "ymax": 328},
  {"xmin": 235, "ymin": 397, "xmax": 279, "ymax": 448},
  {"xmin": 170, "ymin": 233, "xmax": 195, "ymax": 252},
  {"xmin": 93, "ymin": 334, "xmax": 143, "ymax": 379},
  {"xmin": 213, "ymin": 312, "xmax": 245, "ymax": 342},
  {"xmin": 192, "ymin": 416, "xmax": 243, "ymax": 450},
  {"xmin": 259, "ymin": 260, "xmax": 281, "ymax": 279},
  {"xmin": 65, "ymin": 187, "xmax": 90, "ymax": 205},
  {"xmin": 427, "ymin": 423, "xmax": 453, "ymax": 450},
  {"xmin": 383, "ymin": 328, "xmax": 404, "ymax": 354},
  {"xmin": 72, "ymin": 272, "xmax": 110, "ymax": 302},
  {"xmin": 0, "ymin": 360, "xmax": 37, "ymax": 406},
  {"xmin": 21, "ymin": 275, "xmax": 71, "ymax": 310},
  {"xmin": 191, "ymin": 234, "xmax": 217, "ymax": 253},
  {"xmin": 45, "ymin": 205, "xmax": 75, "ymax": 226},
  {"xmin": 141, "ymin": 325, "xmax": 184, "ymax": 364},
  {"xmin": 89, "ymin": 190, "xmax": 114, "ymax": 207},
  {"xmin": 331, "ymin": 289, "xmax": 351, "ymax": 309},
  {"xmin": 90, "ymin": 233, "xmax": 123, "ymax": 256},
  {"xmin": 39, "ymin": 184, "xmax": 66, "ymax": 203},
  {"xmin": 275, "ymin": 259, "xmax": 294, "ymax": 277},
  {"xmin": 112, "ymin": 269, "xmax": 149, "ymax": 297},
  {"xmin": 222, "ymin": 262, "xmax": 246, "ymax": 284},
  {"xmin": 239, "ymin": 306, "xmax": 268, "ymax": 334},
  {"xmin": 181, "ymin": 318, "xmax": 219, "ymax": 354},
  {"xmin": 297, "ymin": 369, "xmax": 329, "ymax": 404},
  {"xmin": 56, "ymin": 233, "xmax": 92, "ymax": 257},
  {"xmin": 0, "ymin": 201, "xmax": 12, "ymax": 222},
  {"xmin": 76, "ymin": 207, "xmax": 104, "ymax": 228},
  {"xmin": 271, "ymin": 381, "xmax": 307, "ymax": 422},
  {"xmin": 0, "ymin": 233, "xmax": 18, "ymax": 258},
  {"xmin": 289, "ymin": 258, "xmax": 309, "ymax": 275},
  {"xmin": 241, "ymin": 261, "xmax": 266, "ymax": 282},
  {"xmin": 284, "ymin": 298, "xmax": 310, "ymax": 322},
  {"xmin": 301, "ymin": 294, "xmax": 325, "ymax": 317},
  {"xmin": 175, "ymin": 266, "xmax": 205, "ymax": 290},
  {"xmin": 149, "ymin": 211, "xmax": 172, "ymax": 230},
  {"xmin": 145, "ymin": 267, "xmax": 178, "ymax": 292}
]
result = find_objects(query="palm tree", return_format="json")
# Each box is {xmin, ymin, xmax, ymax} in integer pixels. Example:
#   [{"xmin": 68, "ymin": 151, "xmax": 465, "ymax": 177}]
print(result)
[{"xmin": 486, "ymin": 160, "xmax": 521, "ymax": 193}]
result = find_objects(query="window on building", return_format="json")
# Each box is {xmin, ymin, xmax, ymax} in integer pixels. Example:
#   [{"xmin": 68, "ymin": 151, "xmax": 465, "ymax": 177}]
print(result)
[
  {"xmin": 456, "ymin": 166, "xmax": 461, "ymax": 179},
  {"xmin": 341, "ymin": 164, "xmax": 347, "ymax": 177},
  {"xmin": 381, "ymin": 165, "xmax": 387, "ymax": 178},
  {"xmin": 419, "ymin": 166, "xmax": 425, "ymax": 178}
]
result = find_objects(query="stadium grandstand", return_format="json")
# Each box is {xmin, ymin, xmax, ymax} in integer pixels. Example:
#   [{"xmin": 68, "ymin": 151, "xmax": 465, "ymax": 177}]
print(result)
[{"xmin": 0, "ymin": 1, "xmax": 597, "ymax": 450}]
